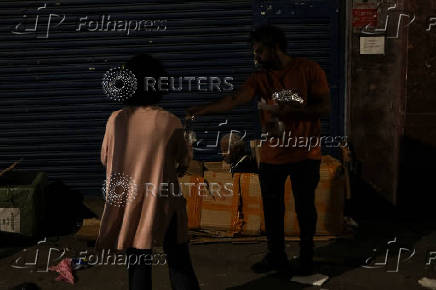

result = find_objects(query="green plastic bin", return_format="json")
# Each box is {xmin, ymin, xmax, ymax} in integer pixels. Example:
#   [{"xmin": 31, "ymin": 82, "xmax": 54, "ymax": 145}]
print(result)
[{"xmin": 0, "ymin": 171, "xmax": 48, "ymax": 237}]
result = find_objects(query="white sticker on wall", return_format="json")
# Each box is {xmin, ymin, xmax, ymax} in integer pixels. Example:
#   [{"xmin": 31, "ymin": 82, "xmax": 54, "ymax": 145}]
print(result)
[
  {"xmin": 360, "ymin": 37, "xmax": 385, "ymax": 54},
  {"xmin": 0, "ymin": 208, "xmax": 20, "ymax": 233}
]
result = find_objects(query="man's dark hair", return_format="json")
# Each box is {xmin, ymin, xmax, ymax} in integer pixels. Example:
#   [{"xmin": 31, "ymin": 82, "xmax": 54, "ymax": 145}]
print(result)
[
  {"xmin": 249, "ymin": 24, "xmax": 287, "ymax": 52},
  {"xmin": 123, "ymin": 53, "xmax": 168, "ymax": 106}
]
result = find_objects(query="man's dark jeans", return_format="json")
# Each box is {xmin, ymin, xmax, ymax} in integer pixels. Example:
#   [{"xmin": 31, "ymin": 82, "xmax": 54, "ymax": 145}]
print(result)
[{"xmin": 259, "ymin": 159, "xmax": 321, "ymax": 260}]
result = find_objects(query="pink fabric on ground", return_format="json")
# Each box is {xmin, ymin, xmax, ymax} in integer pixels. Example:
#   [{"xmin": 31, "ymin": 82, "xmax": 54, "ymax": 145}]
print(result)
[{"xmin": 49, "ymin": 258, "xmax": 74, "ymax": 285}]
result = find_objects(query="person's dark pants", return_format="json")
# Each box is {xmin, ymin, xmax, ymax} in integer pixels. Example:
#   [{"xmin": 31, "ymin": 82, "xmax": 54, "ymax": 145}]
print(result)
[
  {"xmin": 259, "ymin": 159, "xmax": 321, "ymax": 261},
  {"xmin": 126, "ymin": 216, "xmax": 200, "ymax": 290}
]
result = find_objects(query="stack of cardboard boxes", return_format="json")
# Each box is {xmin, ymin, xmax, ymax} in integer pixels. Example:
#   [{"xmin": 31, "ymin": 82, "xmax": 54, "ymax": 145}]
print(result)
[
  {"xmin": 77, "ymin": 156, "xmax": 345, "ymax": 241},
  {"xmin": 182, "ymin": 155, "xmax": 345, "ymax": 237}
]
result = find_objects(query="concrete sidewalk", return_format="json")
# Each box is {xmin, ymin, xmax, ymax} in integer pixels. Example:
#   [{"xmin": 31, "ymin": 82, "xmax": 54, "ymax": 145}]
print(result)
[
  {"xmin": 1, "ymin": 181, "xmax": 436, "ymax": 290},
  {"xmin": 1, "ymin": 218, "xmax": 436, "ymax": 290}
]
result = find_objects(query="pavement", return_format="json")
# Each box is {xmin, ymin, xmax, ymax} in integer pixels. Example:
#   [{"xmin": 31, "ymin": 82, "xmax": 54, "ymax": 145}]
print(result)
[
  {"xmin": 1, "ymin": 178, "xmax": 436, "ymax": 290},
  {"xmin": 1, "ymin": 216, "xmax": 436, "ymax": 290}
]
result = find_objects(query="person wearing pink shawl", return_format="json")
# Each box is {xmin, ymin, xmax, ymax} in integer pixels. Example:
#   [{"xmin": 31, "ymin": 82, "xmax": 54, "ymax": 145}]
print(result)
[{"xmin": 96, "ymin": 54, "xmax": 200, "ymax": 290}]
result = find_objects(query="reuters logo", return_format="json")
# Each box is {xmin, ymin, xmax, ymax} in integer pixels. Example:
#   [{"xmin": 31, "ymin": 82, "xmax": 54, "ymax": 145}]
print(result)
[{"xmin": 102, "ymin": 66, "xmax": 137, "ymax": 103}]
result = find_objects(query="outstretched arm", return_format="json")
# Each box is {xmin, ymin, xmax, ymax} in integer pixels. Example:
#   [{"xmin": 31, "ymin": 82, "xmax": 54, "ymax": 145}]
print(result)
[{"xmin": 186, "ymin": 83, "xmax": 256, "ymax": 118}]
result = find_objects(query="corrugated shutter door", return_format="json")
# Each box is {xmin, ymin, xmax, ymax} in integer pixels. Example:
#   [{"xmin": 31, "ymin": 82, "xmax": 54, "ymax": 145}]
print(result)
[
  {"xmin": 0, "ymin": 0, "xmax": 254, "ymax": 195},
  {"xmin": 0, "ymin": 0, "xmax": 342, "ymax": 196},
  {"xmin": 253, "ymin": 0, "xmax": 342, "ymax": 144}
]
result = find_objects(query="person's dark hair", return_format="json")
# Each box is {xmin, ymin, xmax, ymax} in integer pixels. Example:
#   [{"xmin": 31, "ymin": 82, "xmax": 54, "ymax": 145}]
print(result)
[
  {"xmin": 123, "ymin": 53, "xmax": 168, "ymax": 106},
  {"xmin": 249, "ymin": 24, "xmax": 287, "ymax": 52}
]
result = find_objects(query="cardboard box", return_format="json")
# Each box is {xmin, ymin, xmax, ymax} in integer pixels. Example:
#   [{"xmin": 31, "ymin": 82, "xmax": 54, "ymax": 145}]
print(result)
[
  {"xmin": 234, "ymin": 173, "xmax": 263, "ymax": 235},
  {"xmin": 284, "ymin": 155, "xmax": 345, "ymax": 236},
  {"xmin": 185, "ymin": 156, "xmax": 344, "ymax": 237},
  {"xmin": 201, "ymin": 162, "xmax": 239, "ymax": 232},
  {"xmin": 179, "ymin": 175, "xmax": 204, "ymax": 229}
]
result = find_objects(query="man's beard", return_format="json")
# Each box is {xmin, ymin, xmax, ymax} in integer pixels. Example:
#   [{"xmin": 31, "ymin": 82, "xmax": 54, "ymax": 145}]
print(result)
[
  {"xmin": 254, "ymin": 56, "xmax": 279, "ymax": 70},
  {"xmin": 255, "ymin": 61, "xmax": 273, "ymax": 70}
]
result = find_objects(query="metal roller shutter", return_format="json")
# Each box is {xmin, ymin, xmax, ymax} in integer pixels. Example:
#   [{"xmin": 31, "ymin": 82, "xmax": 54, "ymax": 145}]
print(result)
[
  {"xmin": 253, "ymin": 0, "xmax": 343, "ymax": 139},
  {"xmin": 0, "ymin": 0, "xmax": 255, "ymax": 195},
  {"xmin": 0, "ymin": 0, "xmax": 343, "ymax": 196}
]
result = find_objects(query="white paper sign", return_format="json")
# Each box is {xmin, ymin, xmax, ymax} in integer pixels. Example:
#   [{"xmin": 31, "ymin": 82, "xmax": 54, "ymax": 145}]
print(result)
[
  {"xmin": 360, "ymin": 37, "xmax": 385, "ymax": 54},
  {"xmin": 0, "ymin": 208, "xmax": 20, "ymax": 233}
]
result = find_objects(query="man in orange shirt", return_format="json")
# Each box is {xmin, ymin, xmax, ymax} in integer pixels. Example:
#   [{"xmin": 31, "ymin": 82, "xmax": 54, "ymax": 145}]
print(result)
[{"xmin": 187, "ymin": 25, "xmax": 330, "ymax": 275}]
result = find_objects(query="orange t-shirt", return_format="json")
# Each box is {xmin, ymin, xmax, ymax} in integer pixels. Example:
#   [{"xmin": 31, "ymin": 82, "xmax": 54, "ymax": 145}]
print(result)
[{"xmin": 242, "ymin": 57, "xmax": 330, "ymax": 164}]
